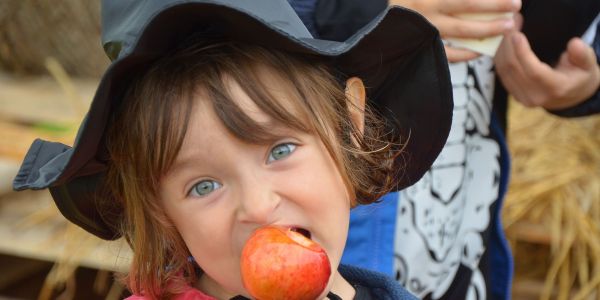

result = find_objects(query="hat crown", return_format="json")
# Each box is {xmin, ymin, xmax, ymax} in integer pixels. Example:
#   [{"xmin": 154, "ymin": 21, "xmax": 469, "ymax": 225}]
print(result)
[{"xmin": 101, "ymin": 0, "xmax": 313, "ymax": 61}]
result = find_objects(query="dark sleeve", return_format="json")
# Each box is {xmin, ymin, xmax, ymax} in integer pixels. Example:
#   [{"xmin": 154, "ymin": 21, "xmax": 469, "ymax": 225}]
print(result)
[
  {"xmin": 520, "ymin": 0, "xmax": 600, "ymax": 65},
  {"xmin": 313, "ymin": 0, "xmax": 387, "ymax": 41},
  {"xmin": 548, "ymin": 63, "xmax": 600, "ymax": 117},
  {"xmin": 548, "ymin": 94, "xmax": 600, "ymax": 117}
]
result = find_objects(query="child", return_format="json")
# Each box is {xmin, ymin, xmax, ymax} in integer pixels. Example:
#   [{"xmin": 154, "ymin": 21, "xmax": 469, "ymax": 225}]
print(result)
[{"xmin": 13, "ymin": 0, "xmax": 452, "ymax": 299}]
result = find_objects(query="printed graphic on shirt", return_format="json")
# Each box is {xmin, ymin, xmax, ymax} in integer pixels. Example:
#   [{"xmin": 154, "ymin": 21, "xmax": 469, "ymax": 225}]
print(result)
[{"xmin": 394, "ymin": 57, "xmax": 500, "ymax": 300}]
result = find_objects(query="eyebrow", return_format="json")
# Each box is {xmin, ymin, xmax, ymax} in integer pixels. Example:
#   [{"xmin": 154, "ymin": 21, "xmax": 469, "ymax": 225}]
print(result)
[
  {"xmin": 167, "ymin": 124, "xmax": 302, "ymax": 178},
  {"xmin": 166, "ymin": 153, "xmax": 207, "ymax": 180}
]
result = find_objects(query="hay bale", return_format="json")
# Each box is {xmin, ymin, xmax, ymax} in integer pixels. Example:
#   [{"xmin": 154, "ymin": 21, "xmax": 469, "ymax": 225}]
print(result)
[
  {"xmin": 504, "ymin": 100, "xmax": 600, "ymax": 300},
  {"xmin": 0, "ymin": 0, "xmax": 108, "ymax": 77}
]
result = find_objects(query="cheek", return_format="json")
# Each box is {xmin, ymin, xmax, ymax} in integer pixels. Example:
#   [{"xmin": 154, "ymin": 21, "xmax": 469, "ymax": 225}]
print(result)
[
  {"xmin": 168, "ymin": 204, "xmax": 245, "ymax": 292},
  {"xmin": 176, "ymin": 215, "xmax": 224, "ymax": 256},
  {"xmin": 170, "ymin": 206, "xmax": 228, "ymax": 257},
  {"xmin": 292, "ymin": 146, "xmax": 352, "ymax": 257},
  {"xmin": 303, "ymin": 149, "xmax": 352, "ymax": 212},
  {"xmin": 160, "ymin": 189, "xmax": 233, "ymax": 256}
]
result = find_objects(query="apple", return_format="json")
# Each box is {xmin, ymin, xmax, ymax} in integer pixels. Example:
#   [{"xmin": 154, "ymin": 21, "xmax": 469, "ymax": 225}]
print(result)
[{"xmin": 240, "ymin": 226, "xmax": 331, "ymax": 300}]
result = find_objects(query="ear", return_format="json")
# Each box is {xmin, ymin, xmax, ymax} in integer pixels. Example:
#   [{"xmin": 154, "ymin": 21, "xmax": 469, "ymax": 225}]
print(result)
[{"xmin": 345, "ymin": 77, "xmax": 366, "ymax": 134}]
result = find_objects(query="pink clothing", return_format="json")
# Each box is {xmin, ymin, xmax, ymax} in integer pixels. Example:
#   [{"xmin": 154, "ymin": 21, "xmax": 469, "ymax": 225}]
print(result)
[{"xmin": 125, "ymin": 285, "xmax": 216, "ymax": 300}]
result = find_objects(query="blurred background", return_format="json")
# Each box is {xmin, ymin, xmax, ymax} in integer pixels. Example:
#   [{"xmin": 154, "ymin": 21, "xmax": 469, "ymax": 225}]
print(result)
[
  {"xmin": 0, "ymin": 1, "xmax": 129, "ymax": 299},
  {"xmin": 0, "ymin": 1, "xmax": 599, "ymax": 300}
]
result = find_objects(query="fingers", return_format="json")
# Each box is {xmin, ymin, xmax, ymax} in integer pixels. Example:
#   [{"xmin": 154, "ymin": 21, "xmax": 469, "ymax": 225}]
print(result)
[
  {"xmin": 445, "ymin": 46, "xmax": 481, "ymax": 62},
  {"xmin": 495, "ymin": 31, "xmax": 600, "ymax": 110},
  {"xmin": 494, "ymin": 31, "xmax": 538, "ymax": 106},
  {"xmin": 513, "ymin": 12, "xmax": 523, "ymax": 31},
  {"xmin": 564, "ymin": 38, "xmax": 598, "ymax": 71},
  {"xmin": 439, "ymin": 0, "xmax": 521, "ymax": 14},
  {"xmin": 555, "ymin": 38, "xmax": 600, "ymax": 106},
  {"xmin": 397, "ymin": 0, "xmax": 521, "ymax": 41},
  {"xmin": 511, "ymin": 32, "xmax": 558, "ymax": 89},
  {"xmin": 436, "ymin": 14, "xmax": 515, "ymax": 39}
]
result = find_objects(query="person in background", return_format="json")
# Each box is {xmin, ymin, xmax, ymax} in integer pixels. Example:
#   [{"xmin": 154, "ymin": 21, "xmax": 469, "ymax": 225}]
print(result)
[{"xmin": 288, "ymin": 0, "xmax": 600, "ymax": 299}]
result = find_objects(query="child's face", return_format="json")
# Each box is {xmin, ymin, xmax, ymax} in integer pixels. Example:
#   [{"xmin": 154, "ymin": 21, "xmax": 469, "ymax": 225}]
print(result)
[{"xmin": 158, "ymin": 78, "xmax": 353, "ymax": 298}]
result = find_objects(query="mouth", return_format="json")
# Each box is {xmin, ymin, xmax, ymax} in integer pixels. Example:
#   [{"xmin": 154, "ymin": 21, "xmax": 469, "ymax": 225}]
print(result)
[{"xmin": 289, "ymin": 227, "xmax": 312, "ymax": 240}]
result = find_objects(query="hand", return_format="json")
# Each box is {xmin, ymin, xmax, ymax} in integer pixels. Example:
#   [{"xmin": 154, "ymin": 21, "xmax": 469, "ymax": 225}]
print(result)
[
  {"xmin": 494, "ymin": 30, "xmax": 600, "ymax": 110},
  {"xmin": 389, "ymin": 0, "xmax": 521, "ymax": 62}
]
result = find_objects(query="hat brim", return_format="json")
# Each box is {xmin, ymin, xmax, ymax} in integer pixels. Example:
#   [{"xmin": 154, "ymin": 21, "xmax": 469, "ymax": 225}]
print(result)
[{"xmin": 14, "ymin": 2, "xmax": 452, "ymax": 239}]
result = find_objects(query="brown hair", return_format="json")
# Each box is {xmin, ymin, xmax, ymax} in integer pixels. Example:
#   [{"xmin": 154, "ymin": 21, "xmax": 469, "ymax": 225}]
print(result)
[{"xmin": 104, "ymin": 40, "xmax": 401, "ymax": 299}]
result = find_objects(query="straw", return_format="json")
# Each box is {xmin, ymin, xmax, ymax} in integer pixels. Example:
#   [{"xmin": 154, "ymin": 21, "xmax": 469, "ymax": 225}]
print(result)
[{"xmin": 504, "ymin": 100, "xmax": 600, "ymax": 299}]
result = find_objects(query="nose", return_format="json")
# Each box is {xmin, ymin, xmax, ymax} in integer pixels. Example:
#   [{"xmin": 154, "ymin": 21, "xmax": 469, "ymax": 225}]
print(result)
[{"xmin": 236, "ymin": 180, "xmax": 281, "ymax": 224}]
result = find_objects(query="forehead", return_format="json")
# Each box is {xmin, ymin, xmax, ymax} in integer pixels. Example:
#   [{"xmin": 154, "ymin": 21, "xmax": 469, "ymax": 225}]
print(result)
[
  {"xmin": 222, "ymin": 69, "xmax": 300, "ymax": 124},
  {"xmin": 168, "ymin": 75, "xmax": 305, "ymax": 173},
  {"xmin": 204, "ymin": 63, "xmax": 313, "ymax": 138}
]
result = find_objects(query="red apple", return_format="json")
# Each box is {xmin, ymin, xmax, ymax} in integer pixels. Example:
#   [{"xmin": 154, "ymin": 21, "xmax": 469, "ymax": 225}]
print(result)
[{"xmin": 240, "ymin": 226, "xmax": 331, "ymax": 300}]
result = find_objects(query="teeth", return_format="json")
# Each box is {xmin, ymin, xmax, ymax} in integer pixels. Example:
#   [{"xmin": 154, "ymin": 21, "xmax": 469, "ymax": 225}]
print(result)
[{"xmin": 291, "ymin": 227, "xmax": 311, "ymax": 239}]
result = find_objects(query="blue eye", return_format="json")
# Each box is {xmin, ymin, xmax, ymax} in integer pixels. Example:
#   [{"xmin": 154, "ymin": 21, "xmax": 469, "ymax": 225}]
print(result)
[
  {"xmin": 267, "ymin": 143, "xmax": 296, "ymax": 163},
  {"xmin": 190, "ymin": 180, "xmax": 222, "ymax": 197}
]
